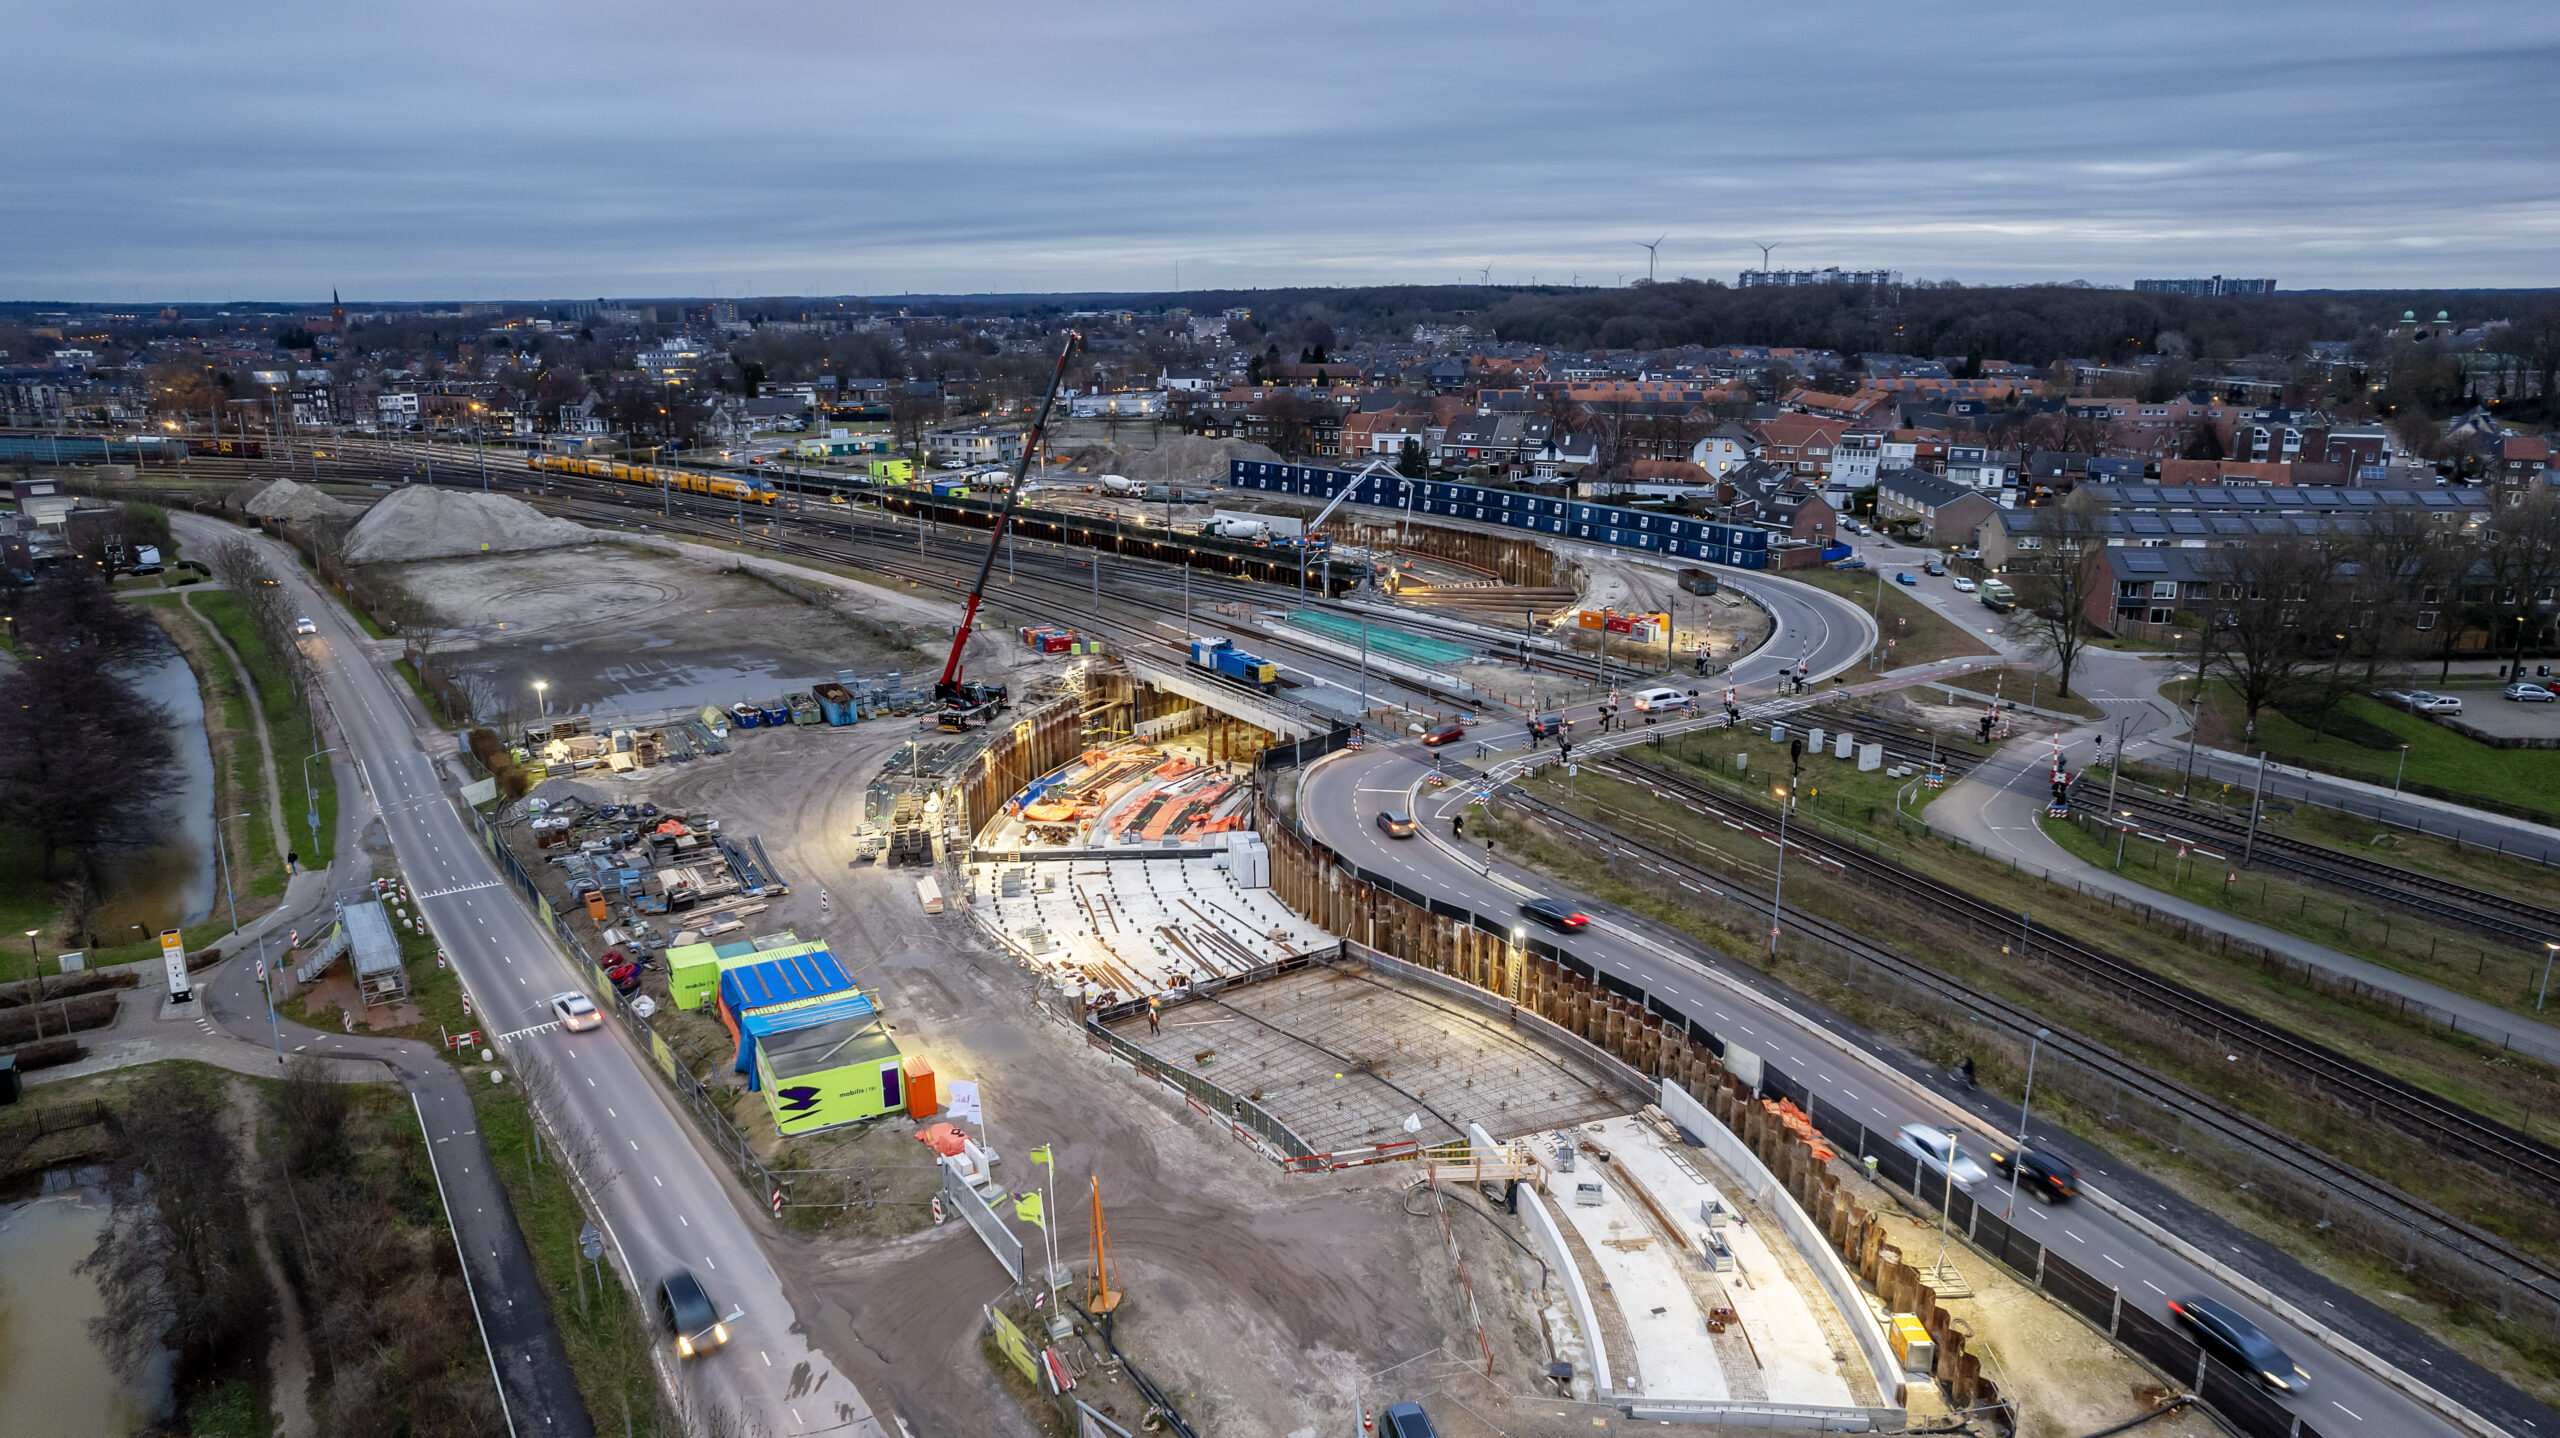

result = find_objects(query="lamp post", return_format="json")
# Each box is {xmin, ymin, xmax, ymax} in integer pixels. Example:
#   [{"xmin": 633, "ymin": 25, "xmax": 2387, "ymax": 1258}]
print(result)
[
  {"xmin": 2004, "ymin": 1028, "xmax": 2050, "ymax": 1218},
  {"xmin": 1932, "ymin": 1126, "xmax": 1961, "ymax": 1275},
  {"xmin": 22, "ymin": 928, "xmax": 38, "ymax": 999},
  {"xmin": 258, "ymin": 931, "xmax": 283, "ymax": 1064},
  {"xmin": 2540, "ymin": 942, "xmax": 2559, "ymax": 1013},
  {"xmin": 2393, "ymin": 744, "xmax": 2410, "ymax": 797},
  {"xmin": 304, "ymin": 746, "xmax": 337, "ymax": 847},
  {"xmin": 1769, "ymin": 783, "xmax": 1793, "ymax": 957},
  {"xmin": 534, "ymin": 679, "xmax": 549, "ymax": 718},
  {"xmin": 214, "ymin": 810, "xmax": 251, "ymax": 934}
]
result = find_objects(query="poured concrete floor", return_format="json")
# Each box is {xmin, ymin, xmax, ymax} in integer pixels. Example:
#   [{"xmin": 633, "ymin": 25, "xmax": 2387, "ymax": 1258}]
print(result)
[{"xmin": 1110, "ymin": 960, "xmax": 1632, "ymax": 1153}]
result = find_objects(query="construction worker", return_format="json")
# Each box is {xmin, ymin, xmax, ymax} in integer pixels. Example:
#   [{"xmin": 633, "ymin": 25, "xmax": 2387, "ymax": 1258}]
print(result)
[{"xmin": 1147, "ymin": 995, "xmax": 1161, "ymax": 1035}]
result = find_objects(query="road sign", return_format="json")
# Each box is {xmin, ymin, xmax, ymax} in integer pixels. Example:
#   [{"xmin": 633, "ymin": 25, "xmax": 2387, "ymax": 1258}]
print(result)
[{"xmin": 579, "ymin": 1222, "xmax": 604, "ymax": 1261}]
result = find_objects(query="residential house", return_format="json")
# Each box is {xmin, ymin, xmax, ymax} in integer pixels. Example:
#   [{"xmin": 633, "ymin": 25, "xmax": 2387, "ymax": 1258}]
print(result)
[
  {"xmin": 1944, "ymin": 444, "xmax": 2016, "ymax": 493},
  {"xmin": 1713, "ymin": 460, "xmax": 1837, "ymax": 544},
  {"xmin": 1874, "ymin": 467, "xmax": 1996, "ymax": 544},
  {"xmin": 1750, "ymin": 414, "xmax": 1847, "ymax": 481},
  {"xmin": 1690, "ymin": 421, "xmax": 1759, "ymax": 477},
  {"xmin": 1780, "ymin": 387, "xmax": 1894, "ymax": 424},
  {"xmin": 925, "ymin": 424, "xmax": 1022, "ymax": 468},
  {"xmin": 2085, "ymin": 545, "xmax": 2219, "ymax": 633}
]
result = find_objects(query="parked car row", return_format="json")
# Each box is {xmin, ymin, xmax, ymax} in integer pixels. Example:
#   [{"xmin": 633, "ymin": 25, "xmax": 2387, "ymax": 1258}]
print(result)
[{"xmin": 2376, "ymin": 688, "xmax": 2463, "ymax": 714}]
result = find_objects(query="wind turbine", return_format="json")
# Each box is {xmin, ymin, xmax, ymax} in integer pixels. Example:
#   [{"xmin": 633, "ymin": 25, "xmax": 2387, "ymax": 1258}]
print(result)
[
  {"xmin": 1752, "ymin": 240, "xmax": 1782, "ymax": 274},
  {"xmin": 1478, "ymin": 264, "xmax": 1492, "ymax": 286},
  {"xmin": 1638, "ymin": 236, "xmax": 1665, "ymax": 283}
]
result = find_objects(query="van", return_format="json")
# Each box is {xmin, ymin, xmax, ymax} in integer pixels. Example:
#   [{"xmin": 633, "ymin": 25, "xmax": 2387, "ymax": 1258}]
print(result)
[
  {"xmin": 1978, "ymin": 579, "xmax": 2015, "ymax": 613},
  {"xmin": 1632, "ymin": 686, "xmax": 1693, "ymax": 713}
]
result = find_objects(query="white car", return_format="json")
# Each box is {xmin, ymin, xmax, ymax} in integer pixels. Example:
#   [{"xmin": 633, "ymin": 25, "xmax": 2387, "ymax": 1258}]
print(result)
[
  {"xmin": 1897, "ymin": 1123, "xmax": 1990, "ymax": 1190},
  {"xmin": 1950, "ymin": 576, "xmax": 1978, "ymax": 594},
  {"xmin": 551, "ymin": 991, "xmax": 603, "ymax": 1032},
  {"xmin": 2408, "ymin": 691, "xmax": 2463, "ymax": 715},
  {"xmin": 294, "ymin": 616, "xmax": 317, "ymax": 635},
  {"xmin": 1631, "ymin": 686, "xmax": 1694, "ymax": 713}
]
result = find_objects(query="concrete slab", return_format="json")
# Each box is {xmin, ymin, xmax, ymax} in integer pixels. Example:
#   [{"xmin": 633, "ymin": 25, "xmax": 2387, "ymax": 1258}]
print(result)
[
  {"xmin": 1107, "ymin": 961, "xmax": 1631, "ymax": 1154},
  {"xmin": 1549, "ymin": 1116, "xmax": 1860, "ymax": 1407}
]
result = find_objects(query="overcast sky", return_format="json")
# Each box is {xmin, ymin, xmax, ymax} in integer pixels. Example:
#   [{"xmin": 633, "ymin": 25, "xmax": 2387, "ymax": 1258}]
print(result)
[{"xmin": 6, "ymin": 2, "xmax": 2555, "ymax": 302}]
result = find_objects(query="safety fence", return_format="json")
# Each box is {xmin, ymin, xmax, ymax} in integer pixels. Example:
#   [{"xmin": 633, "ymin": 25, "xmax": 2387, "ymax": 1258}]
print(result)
[
  {"xmin": 1080, "ymin": 1013, "xmax": 1318, "ymax": 1164},
  {"xmin": 1785, "ymin": 1062, "xmax": 2332, "ymax": 1438},
  {"xmin": 1257, "ymin": 721, "xmax": 1362, "ymax": 771},
  {"xmin": 943, "ymin": 1162, "xmax": 1025, "ymax": 1282},
  {"xmin": 1248, "ymin": 766, "xmax": 2410, "ymax": 1434}
]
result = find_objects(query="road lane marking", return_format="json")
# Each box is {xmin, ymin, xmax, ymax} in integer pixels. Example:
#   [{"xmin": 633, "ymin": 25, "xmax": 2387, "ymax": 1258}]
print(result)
[
  {"xmin": 2332, "ymin": 1402, "xmax": 2363, "ymax": 1421},
  {"xmin": 2063, "ymin": 1229, "xmax": 2085, "ymax": 1243},
  {"xmin": 2102, "ymin": 1254, "xmax": 2124, "ymax": 1269},
  {"xmin": 2143, "ymin": 1280, "xmax": 2166, "ymax": 1295}
]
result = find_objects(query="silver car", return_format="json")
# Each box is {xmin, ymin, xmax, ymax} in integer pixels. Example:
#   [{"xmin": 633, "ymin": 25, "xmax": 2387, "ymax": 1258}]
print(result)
[{"xmin": 1897, "ymin": 1123, "xmax": 1990, "ymax": 1190}]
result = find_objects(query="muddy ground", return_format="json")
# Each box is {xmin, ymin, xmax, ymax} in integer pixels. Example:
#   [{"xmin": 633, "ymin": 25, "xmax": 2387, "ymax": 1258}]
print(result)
[
  {"xmin": 563, "ymin": 718, "xmax": 1581, "ymax": 1437},
  {"xmin": 375, "ymin": 543, "xmax": 1005, "ymax": 722}
]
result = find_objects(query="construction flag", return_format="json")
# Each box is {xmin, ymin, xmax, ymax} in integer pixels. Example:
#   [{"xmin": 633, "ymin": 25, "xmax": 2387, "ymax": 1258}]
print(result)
[
  {"xmin": 1013, "ymin": 1191, "xmax": 1045, "ymax": 1227},
  {"xmin": 1029, "ymin": 1145, "xmax": 1053, "ymax": 1168}
]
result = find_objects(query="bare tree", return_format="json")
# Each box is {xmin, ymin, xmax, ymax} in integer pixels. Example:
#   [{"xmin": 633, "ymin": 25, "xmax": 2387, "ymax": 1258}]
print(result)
[
  {"xmin": 2001, "ymin": 488, "xmax": 2109, "ymax": 696},
  {"xmin": 2485, "ymin": 489, "xmax": 2560, "ymax": 671},
  {"xmin": 2203, "ymin": 534, "xmax": 2344, "ymax": 739}
]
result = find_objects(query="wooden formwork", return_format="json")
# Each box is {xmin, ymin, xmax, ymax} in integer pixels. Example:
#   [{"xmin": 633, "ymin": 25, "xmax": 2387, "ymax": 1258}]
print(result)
[
  {"xmin": 1317, "ymin": 517, "xmax": 1561, "ymax": 587},
  {"xmin": 1255, "ymin": 784, "xmax": 2013, "ymax": 1422}
]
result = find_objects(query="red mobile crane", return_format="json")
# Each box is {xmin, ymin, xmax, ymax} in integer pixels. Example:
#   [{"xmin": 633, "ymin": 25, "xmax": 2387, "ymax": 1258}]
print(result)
[{"xmin": 933, "ymin": 331, "xmax": 1084, "ymax": 715}]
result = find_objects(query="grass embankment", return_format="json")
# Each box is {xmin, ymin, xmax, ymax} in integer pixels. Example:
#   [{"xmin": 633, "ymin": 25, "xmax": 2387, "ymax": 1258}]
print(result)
[
  {"xmin": 1930, "ymin": 665, "xmax": 2103, "ymax": 720},
  {"xmin": 192, "ymin": 590, "xmax": 337, "ymax": 874},
  {"xmin": 1778, "ymin": 564, "xmax": 1999, "ymax": 668},
  {"xmin": 2113, "ymin": 758, "xmax": 2560, "ymax": 910},
  {"xmin": 1479, "ymin": 765, "xmax": 2560, "ymax": 1398},
  {"xmin": 2197, "ymin": 684, "xmax": 2560, "ymax": 826},
  {"xmin": 2038, "ymin": 801, "xmax": 2554, "ymax": 1022}
]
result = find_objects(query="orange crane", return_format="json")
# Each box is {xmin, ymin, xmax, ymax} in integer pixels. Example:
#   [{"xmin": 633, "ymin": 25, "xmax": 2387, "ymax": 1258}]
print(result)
[{"xmin": 1088, "ymin": 1175, "xmax": 1122, "ymax": 1315}]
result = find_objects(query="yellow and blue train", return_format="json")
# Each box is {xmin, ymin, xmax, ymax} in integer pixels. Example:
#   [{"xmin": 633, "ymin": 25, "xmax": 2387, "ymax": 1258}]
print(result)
[{"xmin": 528, "ymin": 453, "xmax": 777, "ymax": 506}]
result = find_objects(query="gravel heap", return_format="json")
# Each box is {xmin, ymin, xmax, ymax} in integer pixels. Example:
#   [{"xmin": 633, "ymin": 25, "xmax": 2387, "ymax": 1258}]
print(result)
[
  {"xmin": 343, "ymin": 485, "xmax": 594, "ymax": 564},
  {"xmin": 239, "ymin": 477, "xmax": 357, "ymax": 524},
  {"xmin": 1088, "ymin": 435, "xmax": 1281, "ymax": 484}
]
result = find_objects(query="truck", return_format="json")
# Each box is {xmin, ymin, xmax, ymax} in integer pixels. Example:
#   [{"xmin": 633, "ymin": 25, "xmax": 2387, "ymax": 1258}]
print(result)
[
  {"xmin": 1189, "ymin": 637, "xmax": 1278, "ymax": 690},
  {"xmin": 1200, "ymin": 516, "xmax": 1269, "ymax": 541},
  {"xmin": 812, "ymin": 682, "xmax": 859, "ymax": 726},
  {"xmin": 1978, "ymin": 578, "xmax": 2016, "ymax": 613}
]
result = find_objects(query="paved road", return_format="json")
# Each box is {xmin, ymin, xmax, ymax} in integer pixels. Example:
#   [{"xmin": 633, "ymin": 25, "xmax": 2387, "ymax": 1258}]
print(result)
[
  {"xmin": 178, "ymin": 514, "xmax": 892, "ymax": 1438},
  {"xmin": 1296, "ymin": 709, "xmax": 2525, "ymax": 1437},
  {"xmin": 1931, "ymin": 732, "xmax": 2560, "ymax": 1063}
]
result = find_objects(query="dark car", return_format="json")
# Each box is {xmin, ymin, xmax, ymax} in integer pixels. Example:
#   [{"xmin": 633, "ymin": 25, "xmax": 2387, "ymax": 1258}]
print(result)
[
  {"xmin": 1519, "ymin": 897, "xmax": 1589, "ymax": 931},
  {"xmin": 1527, "ymin": 713, "xmax": 1568, "ymax": 740},
  {"xmin": 658, "ymin": 1269, "xmax": 730, "ymax": 1358},
  {"xmin": 1380, "ymin": 1403, "xmax": 1440, "ymax": 1438},
  {"xmin": 1987, "ymin": 1144, "xmax": 2078, "ymax": 1201},
  {"xmin": 1894, "ymin": 571, "xmax": 1917, "ymax": 586},
  {"xmin": 2167, "ymin": 1295, "xmax": 2309, "ymax": 1396},
  {"xmin": 1420, "ymin": 723, "xmax": 1466, "ymax": 747},
  {"xmin": 1375, "ymin": 809, "xmax": 1417, "ymax": 838}
]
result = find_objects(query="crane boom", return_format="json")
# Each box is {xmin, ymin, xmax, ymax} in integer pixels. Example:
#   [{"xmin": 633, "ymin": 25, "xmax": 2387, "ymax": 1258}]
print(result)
[{"xmin": 935, "ymin": 330, "xmax": 1083, "ymax": 704}]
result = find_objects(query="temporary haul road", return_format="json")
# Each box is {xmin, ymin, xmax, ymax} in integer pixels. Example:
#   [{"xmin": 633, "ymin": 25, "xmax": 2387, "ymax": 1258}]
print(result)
[
  {"xmin": 177, "ymin": 515, "xmax": 892, "ymax": 1438},
  {"xmin": 1298, "ymin": 652, "xmax": 2495, "ymax": 1438}
]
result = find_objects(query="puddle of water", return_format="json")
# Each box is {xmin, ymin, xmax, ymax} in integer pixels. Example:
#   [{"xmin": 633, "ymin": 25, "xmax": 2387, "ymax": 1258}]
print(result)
[
  {"xmin": 0, "ymin": 1178, "xmax": 174, "ymax": 1437},
  {"xmin": 87, "ymin": 643, "xmax": 217, "ymax": 937}
]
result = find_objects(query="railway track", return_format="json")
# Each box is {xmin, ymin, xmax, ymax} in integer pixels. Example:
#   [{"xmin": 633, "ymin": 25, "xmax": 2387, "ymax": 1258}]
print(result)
[
  {"xmin": 1765, "ymin": 699, "xmax": 2560, "ymax": 951},
  {"xmin": 1478, "ymin": 757, "xmax": 2560, "ymax": 1309},
  {"xmin": 1598, "ymin": 751, "xmax": 2560, "ymax": 1191}
]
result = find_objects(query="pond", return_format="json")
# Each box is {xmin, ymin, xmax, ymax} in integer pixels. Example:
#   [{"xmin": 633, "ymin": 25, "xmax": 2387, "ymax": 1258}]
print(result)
[
  {"xmin": 87, "ymin": 641, "xmax": 217, "ymax": 942},
  {"xmin": 0, "ymin": 1174, "xmax": 174, "ymax": 1436}
]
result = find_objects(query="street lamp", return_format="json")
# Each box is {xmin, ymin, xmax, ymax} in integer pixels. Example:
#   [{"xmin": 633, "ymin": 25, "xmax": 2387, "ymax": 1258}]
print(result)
[
  {"xmin": 214, "ymin": 811, "xmax": 251, "ymax": 934},
  {"xmin": 2004, "ymin": 1028, "xmax": 2050, "ymax": 1218},
  {"xmin": 2540, "ymin": 942, "xmax": 2559, "ymax": 1013},
  {"xmin": 22, "ymin": 928, "xmax": 39, "ymax": 995},
  {"xmin": 1769, "ymin": 783, "xmax": 1793, "ymax": 957},
  {"xmin": 534, "ymin": 679, "xmax": 549, "ymax": 718},
  {"xmin": 2393, "ymin": 744, "xmax": 2410, "ymax": 797},
  {"xmin": 304, "ymin": 746, "xmax": 337, "ymax": 846}
]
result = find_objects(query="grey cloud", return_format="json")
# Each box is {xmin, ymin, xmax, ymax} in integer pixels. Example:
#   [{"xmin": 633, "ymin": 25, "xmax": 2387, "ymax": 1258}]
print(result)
[{"xmin": 4, "ymin": 0, "xmax": 2555, "ymax": 298}]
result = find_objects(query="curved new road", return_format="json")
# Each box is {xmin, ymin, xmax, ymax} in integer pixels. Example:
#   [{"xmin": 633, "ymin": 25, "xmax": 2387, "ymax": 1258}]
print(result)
[{"xmin": 1296, "ymin": 569, "xmax": 2516, "ymax": 1438}]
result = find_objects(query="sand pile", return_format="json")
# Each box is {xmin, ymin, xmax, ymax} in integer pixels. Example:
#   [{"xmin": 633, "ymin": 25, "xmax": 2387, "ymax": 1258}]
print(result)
[
  {"xmin": 1089, "ymin": 435, "xmax": 1281, "ymax": 484},
  {"xmin": 343, "ymin": 486, "xmax": 595, "ymax": 564},
  {"xmin": 240, "ymin": 477, "xmax": 357, "ymax": 525}
]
